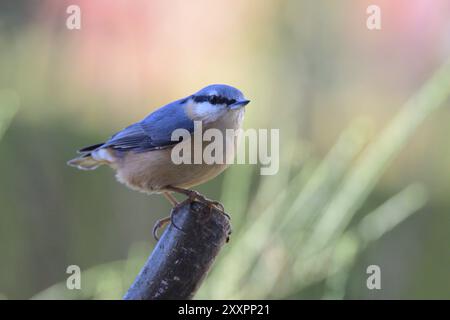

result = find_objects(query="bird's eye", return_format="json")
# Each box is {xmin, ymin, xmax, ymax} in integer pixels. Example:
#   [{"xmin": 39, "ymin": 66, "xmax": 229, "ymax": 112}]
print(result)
[{"xmin": 209, "ymin": 95, "xmax": 218, "ymax": 104}]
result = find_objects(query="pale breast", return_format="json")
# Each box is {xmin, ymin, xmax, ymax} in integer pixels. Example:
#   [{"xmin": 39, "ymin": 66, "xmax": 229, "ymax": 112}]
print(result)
[
  {"xmin": 115, "ymin": 148, "xmax": 228, "ymax": 194},
  {"xmin": 115, "ymin": 108, "xmax": 244, "ymax": 194}
]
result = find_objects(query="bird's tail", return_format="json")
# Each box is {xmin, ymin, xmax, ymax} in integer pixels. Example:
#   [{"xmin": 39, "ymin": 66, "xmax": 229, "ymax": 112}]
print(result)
[
  {"xmin": 67, "ymin": 142, "xmax": 110, "ymax": 170},
  {"xmin": 67, "ymin": 155, "xmax": 102, "ymax": 170}
]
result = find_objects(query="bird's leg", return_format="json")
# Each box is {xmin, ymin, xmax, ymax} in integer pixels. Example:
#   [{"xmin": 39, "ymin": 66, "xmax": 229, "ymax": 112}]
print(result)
[
  {"xmin": 166, "ymin": 186, "xmax": 229, "ymax": 219},
  {"xmin": 162, "ymin": 191, "xmax": 190, "ymax": 230},
  {"xmin": 152, "ymin": 216, "xmax": 171, "ymax": 241},
  {"xmin": 163, "ymin": 192, "xmax": 179, "ymax": 207},
  {"xmin": 153, "ymin": 192, "xmax": 185, "ymax": 241}
]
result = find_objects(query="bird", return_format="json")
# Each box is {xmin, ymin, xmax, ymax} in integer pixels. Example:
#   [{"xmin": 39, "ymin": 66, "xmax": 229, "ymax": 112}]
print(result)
[{"xmin": 68, "ymin": 84, "xmax": 250, "ymax": 238}]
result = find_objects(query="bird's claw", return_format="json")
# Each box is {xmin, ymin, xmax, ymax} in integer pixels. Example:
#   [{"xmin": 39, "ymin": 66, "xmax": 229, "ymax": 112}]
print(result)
[
  {"xmin": 186, "ymin": 190, "xmax": 228, "ymax": 217},
  {"xmin": 152, "ymin": 217, "xmax": 170, "ymax": 241},
  {"xmin": 152, "ymin": 206, "xmax": 184, "ymax": 241},
  {"xmin": 153, "ymin": 188, "xmax": 230, "ymax": 241}
]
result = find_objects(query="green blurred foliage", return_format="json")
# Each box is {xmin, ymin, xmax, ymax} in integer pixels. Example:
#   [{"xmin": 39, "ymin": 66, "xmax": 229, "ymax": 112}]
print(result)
[{"xmin": 0, "ymin": 0, "xmax": 450, "ymax": 299}]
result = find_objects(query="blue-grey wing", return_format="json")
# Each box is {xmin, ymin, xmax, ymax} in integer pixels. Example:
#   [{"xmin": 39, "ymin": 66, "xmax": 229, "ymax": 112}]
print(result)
[{"xmin": 101, "ymin": 99, "xmax": 194, "ymax": 152}]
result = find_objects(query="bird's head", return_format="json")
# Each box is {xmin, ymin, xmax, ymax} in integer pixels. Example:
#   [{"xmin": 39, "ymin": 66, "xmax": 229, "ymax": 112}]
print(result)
[{"xmin": 185, "ymin": 84, "xmax": 250, "ymax": 123}]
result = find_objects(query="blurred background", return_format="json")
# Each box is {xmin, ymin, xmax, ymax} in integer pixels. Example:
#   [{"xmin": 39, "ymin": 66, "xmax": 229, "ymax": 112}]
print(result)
[{"xmin": 0, "ymin": 0, "xmax": 449, "ymax": 299}]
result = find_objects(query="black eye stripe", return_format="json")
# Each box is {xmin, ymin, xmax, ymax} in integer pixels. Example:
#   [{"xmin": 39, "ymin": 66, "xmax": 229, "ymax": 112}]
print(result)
[{"xmin": 192, "ymin": 95, "xmax": 236, "ymax": 105}]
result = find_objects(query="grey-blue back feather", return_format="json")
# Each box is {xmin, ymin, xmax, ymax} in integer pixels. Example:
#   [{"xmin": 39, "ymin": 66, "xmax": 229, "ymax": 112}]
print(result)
[
  {"xmin": 76, "ymin": 84, "xmax": 245, "ymax": 155},
  {"xmin": 101, "ymin": 98, "xmax": 194, "ymax": 152}
]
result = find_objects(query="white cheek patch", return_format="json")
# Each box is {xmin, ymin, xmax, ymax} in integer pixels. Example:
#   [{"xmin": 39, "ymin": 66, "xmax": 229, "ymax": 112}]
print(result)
[{"xmin": 192, "ymin": 102, "xmax": 226, "ymax": 123}]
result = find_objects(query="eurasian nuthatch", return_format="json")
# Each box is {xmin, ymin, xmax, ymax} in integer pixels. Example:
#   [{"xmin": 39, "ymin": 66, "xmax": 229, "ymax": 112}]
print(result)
[{"xmin": 68, "ymin": 84, "xmax": 250, "ymax": 237}]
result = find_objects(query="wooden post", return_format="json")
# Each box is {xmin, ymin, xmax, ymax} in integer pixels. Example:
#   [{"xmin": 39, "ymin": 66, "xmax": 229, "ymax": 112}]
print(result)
[{"xmin": 123, "ymin": 200, "xmax": 231, "ymax": 300}]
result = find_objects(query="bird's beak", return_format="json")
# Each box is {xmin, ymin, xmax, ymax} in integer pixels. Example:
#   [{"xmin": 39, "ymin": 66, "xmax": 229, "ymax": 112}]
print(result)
[{"xmin": 229, "ymin": 99, "xmax": 250, "ymax": 110}]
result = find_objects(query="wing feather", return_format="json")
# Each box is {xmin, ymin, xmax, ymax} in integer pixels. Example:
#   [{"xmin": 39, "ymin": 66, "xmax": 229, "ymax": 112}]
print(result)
[{"xmin": 100, "ymin": 98, "xmax": 194, "ymax": 153}]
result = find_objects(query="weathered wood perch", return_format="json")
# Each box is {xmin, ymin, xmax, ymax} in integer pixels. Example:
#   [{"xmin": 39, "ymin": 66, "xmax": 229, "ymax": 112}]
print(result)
[{"xmin": 123, "ymin": 200, "xmax": 231, "ymax": 300}]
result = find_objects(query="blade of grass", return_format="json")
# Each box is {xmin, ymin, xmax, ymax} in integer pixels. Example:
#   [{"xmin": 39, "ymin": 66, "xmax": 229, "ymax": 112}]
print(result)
[
  {"xmin": 305, "ymin": 58, "xmax": 450, "ymax": 254},
  {"xmin": 0, "ymin": 89, "xmax": 20, "ymax": 140}
]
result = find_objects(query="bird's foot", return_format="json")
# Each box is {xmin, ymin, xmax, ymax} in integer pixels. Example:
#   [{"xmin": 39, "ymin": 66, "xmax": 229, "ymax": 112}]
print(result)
[
  {"xmin": 185, "ymin": 190, "xmax": 230, "ymax": 219},
  {"xmin": 185, "ymin": 192, "xmax": 232, "ymax": 242},
  {"xmin": 152, "ymin": 216, "xmax": 169, "ymax": 241},
  {"xmin": 154, "ymin": 186, "xmax": 231, "ymax": 241},
  {"xmin": 166, "ymin": 186, "xmax": 229, "ymax": 218},
  {"xmin": 152, "ymin": 205, "xmax": 184, "ymax": 241}
]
